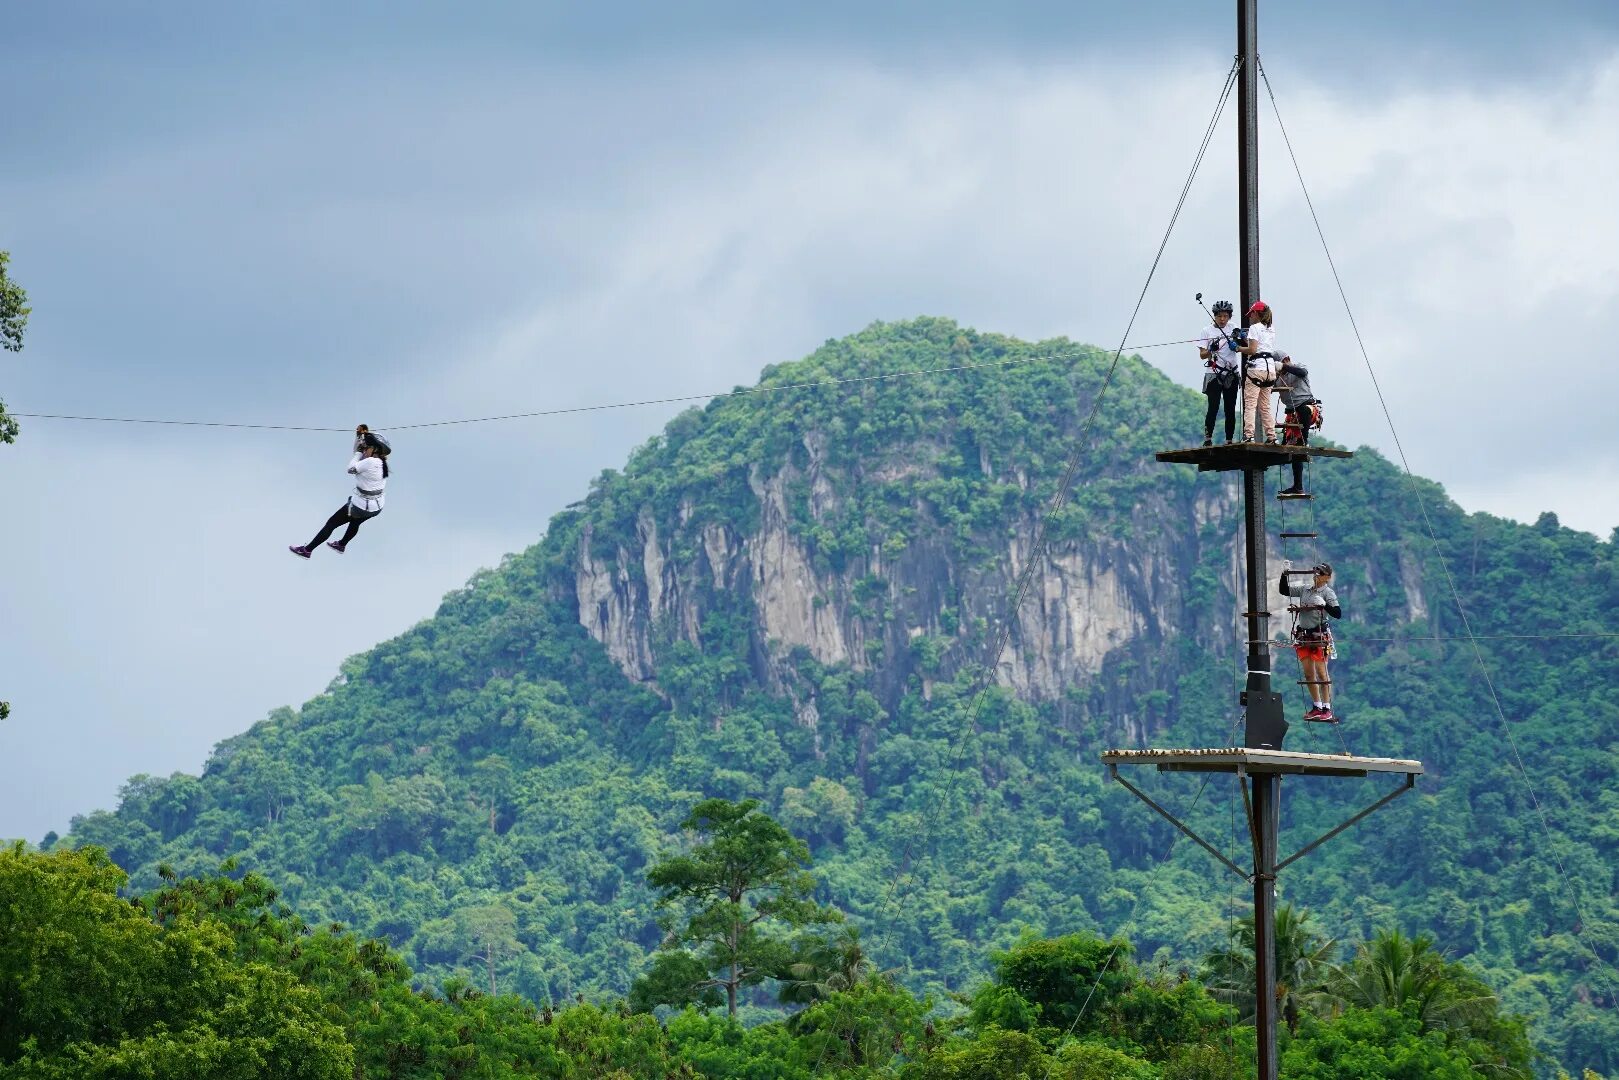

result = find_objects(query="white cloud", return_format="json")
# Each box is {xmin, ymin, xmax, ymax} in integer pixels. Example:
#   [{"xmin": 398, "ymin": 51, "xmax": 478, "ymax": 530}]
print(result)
[{"xmin": 4, "ymin": 46, "xmax": 1617, "ymax": 839}]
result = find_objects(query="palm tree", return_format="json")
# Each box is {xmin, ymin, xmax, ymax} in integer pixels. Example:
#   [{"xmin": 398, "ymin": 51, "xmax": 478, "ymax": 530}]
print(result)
[
  {"xmin": 1329, "ymin": 929, "xmax": 1534, "ymax": 1079},
  {"xmin": 779, "ymin": 925, "xmax": 893, "ymax": 1008},
  {"xmin": 1200, "ymin": 904, "xmax": 1338, "ymax": 1033},
  {"xmin": 1330, "ymin": 929, "xmax": 1498, "ymax": 1035}
]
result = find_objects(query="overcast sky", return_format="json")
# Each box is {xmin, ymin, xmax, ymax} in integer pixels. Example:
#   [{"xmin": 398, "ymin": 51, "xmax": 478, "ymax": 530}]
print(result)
[{"xmin": 4, "ymin": 2, "xmax": 1617, "ymax": 842}]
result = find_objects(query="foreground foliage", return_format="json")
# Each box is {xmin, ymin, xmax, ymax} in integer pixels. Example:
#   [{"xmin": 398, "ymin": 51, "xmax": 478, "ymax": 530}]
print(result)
[{"xmin": 2, "ymin": 840, "xmax": 1564, "ymax": 1079}]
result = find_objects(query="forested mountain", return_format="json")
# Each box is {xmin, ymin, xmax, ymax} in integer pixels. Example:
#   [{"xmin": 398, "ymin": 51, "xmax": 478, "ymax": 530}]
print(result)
[{"xmin": 57, "ymin": 318, "xmax": 1619, "ymax": 1071}]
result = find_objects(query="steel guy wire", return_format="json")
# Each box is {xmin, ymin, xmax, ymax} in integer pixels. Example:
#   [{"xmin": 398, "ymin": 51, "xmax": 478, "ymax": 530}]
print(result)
[{"xmin": 1260, "ymin": 56, "xmax": 1619, "ymax": 1000}]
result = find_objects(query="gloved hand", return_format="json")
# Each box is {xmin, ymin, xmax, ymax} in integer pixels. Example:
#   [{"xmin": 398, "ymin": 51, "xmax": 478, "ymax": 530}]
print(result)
[{"xmin": 1230, "ymin": 327, "xmax": 1248, "ymax": 345}]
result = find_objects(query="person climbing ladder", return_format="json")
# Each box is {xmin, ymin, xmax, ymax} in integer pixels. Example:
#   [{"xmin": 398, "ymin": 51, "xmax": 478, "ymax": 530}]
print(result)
[
  {"xmin": 1274, "ymin": 354, "xmax": 1321, "ymax": 496},
  {"xmin": 1279, "ymin": 563, "xmax": 1340, "ymax": 721},
  {"xmin": 289, "ymin": 425, "xmax": 391, "ymax": 558}
]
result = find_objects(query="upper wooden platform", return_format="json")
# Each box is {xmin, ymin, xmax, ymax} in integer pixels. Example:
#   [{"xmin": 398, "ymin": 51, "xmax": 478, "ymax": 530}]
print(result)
[
  {"xmin": 1102, "ymin": 747, "xmax": 1423, "ymax": 778},
  {"xmin": 1156, "ymin": 442, "xmax": 1354, "ymax": 473}
]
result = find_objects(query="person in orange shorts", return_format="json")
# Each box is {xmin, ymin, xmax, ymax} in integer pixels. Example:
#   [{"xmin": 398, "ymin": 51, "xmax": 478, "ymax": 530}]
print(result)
[{"xmin": 1279, "ymin": 563, "xmax": 1340, "ymax": 720}]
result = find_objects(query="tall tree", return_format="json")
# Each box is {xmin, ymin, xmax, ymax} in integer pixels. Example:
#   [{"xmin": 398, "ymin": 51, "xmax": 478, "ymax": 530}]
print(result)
[
  {"xmin": 455, "ymin": 903, "xmax": 520, "ymax": 996},
  {"xmin": 633, "ymin": 798, "xmax": 840, "ymax": 1019}
]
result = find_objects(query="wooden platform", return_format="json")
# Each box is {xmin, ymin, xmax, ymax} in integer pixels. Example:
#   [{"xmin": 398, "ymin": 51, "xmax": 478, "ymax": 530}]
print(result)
[
  {"xmin": 1156, "ymin": 442, "xmax": 1354, "ymax": 473},
  {"xmin": 1102, "ymin": 747, "xmax": 1423, "ymax": 778}
]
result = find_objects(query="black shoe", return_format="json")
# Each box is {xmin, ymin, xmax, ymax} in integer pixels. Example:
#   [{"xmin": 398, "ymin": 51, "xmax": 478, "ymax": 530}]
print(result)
[
  {"xmin": 1202, "ymin": 436, "xmax": 1213, "ymax": 447},
  {"xmin": 1278, "ymin": 486, "xmax": 1305, "ymax": 497}
]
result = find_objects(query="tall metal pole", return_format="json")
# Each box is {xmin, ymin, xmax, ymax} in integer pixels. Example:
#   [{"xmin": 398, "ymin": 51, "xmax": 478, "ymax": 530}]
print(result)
[
  {"xmin": 1237, "ymin": 0, "xmax": 1260, "ymax": 313},
  {"xmin": 1236, "ymin": 0, "xmax": 1279, "ymax": 1077},
  {"xmin": 1250, "ymin": 766, "xmax": 1280, "ymax": 1080}
]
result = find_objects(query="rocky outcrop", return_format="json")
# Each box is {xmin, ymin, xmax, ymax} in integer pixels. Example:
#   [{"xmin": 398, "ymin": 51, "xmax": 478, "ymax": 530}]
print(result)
[
  {"xmin": 746, "ymin": 469, "xmax": 855, "ymax": 669},
  {"xmin": 566, "ymin": 429, "xmax": 1265, "ymax": 744}
]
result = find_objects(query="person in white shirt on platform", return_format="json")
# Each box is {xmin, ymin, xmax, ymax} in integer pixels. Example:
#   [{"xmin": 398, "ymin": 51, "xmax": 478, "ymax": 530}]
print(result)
[
  {"xmin": 1237, "ymin": 299, "xmax": 1281, "ymax": 443},
  {"xmin": 1198, "ymin": 299, "xmax": 1241, "ymax": 445},
  {"xmin": 289, "ymin": 425, "xmax": 391, "ymax": 558}
]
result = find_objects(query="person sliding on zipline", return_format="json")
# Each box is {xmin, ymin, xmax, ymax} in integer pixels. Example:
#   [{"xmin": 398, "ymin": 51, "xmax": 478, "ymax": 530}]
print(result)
[
  {"xmin": 1274, "ymin": 354, "xmax": 1321, "ymax": 496},
  {"xmin": 1198, "ymin": 299, "xmax": 1240, "ymax": 445},
  {"xmin": 1280, "ymin": 562, "xmax": 1340, "ymax": 721},
  {"xmin": 289, "ymin": 425, "xmax": 391, "ymax": 559},
  {"xmin": 1237, "ymin": 300, "xmax": 1280, "ymax": 443}
]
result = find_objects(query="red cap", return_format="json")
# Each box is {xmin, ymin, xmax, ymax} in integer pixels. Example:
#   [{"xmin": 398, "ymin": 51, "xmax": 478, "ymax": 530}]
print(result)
[{"xmin": 1246, "ymin": 300, "xmax": 1269, "ymax": 316}]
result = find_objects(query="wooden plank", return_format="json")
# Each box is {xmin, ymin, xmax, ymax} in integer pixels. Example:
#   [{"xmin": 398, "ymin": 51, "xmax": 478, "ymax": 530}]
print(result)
[{"xmin": 1102, "ymin": 746, "xmax": 1423, "ymax": 778}]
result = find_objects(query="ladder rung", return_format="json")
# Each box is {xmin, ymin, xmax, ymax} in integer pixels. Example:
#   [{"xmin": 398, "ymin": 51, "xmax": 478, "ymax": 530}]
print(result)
[
  {"xmin": 1276, "ymin": 492, "xmax": 1313, "ymax": 500},
  {"xmin": 1280, "ymin": 531, "xmax": 1318, "ymax": 539},
  {"xmin": 1295, "ymin": 680, "xmax": 1334, "ymax": 685}
]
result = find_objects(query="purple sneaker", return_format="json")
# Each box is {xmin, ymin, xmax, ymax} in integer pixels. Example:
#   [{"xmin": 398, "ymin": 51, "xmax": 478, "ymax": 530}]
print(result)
[
  {"xmin": 288, "ymin": 545, "xmax": 312, "ymax": 559},
  {"xmin": 326, "ymin": 541, "xmax": 347, "ymax": 553}
]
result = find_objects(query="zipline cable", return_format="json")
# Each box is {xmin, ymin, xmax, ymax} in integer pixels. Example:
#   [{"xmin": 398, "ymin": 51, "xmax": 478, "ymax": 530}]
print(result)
[
  {"xmin": 9, "ymin": 340, "xmax": 1202, "ymax": 435},
  {"xmin": 1260, "ymin": 57, "xmax": 1619, "ymax": 1000}
]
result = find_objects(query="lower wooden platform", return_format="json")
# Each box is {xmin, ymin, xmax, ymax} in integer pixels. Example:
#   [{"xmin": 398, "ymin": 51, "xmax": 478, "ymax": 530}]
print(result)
[
  {"xmin": 1102, "ymin": 746, "xmax": 1423, "ymax": 778},
  {"xmin": 1156, "ymin": 443, "xmax": 1354, "ymax": 473}
]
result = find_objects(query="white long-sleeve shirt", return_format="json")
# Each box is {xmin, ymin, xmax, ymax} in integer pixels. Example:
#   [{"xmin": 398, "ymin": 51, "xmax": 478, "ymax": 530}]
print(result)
[{"xmin": 348, "ymin": 453, "xmax": 386, "ymax": 513}]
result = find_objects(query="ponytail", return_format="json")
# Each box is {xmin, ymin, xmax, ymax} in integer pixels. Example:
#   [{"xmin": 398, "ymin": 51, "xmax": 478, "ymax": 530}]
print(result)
[{"xmin": 381, "ymin": 458, "xmax": 390, "ymax": 479}]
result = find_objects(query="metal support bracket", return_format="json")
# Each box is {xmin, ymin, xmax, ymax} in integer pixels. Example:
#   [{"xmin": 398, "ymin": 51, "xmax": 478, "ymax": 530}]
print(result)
[
  {"xmin": 1239, "ymin": 765, "xmax": 1258, "ymax": 859},
  {"xmin": 1109, "ymin": 765, "xmax": 1252, "ymax": 881},
  {"xmin": 1275, "ymin": 773, "xmax": 1416, "ymax": 872}
]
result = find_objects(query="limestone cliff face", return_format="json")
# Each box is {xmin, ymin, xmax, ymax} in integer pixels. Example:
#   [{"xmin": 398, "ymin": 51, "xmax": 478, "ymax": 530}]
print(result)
[{"xmin": 560, "ymin": 422, "xmax": 1362, "ymax": 746}]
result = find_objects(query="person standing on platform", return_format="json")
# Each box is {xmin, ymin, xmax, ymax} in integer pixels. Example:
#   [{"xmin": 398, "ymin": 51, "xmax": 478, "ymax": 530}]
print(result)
[
  {"xmin": 1198, "ymin": 300, "xmax": 1241, "ymax": 445},
  {"xmin": 1238, "ymin": 300, "xmax": 1281, "ymax": 442},
  {"xmin": 1274, "ymin": 354, "xmax": 1320, "ymax": 496},
  {"xmin": 1280, "ymin": 563, "xmax": 1340, "ymax": 721}
]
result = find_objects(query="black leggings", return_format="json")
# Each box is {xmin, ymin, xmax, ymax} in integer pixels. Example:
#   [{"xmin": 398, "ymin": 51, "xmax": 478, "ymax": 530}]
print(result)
[
  {"xmin": 1283, "ymin": 405, "xmax": 1311, "ymax": 489},
  {"xmin": 308, "ymin": 503, "xmax": 378, "ymax": 549},
  {"xmin": 1204, "ymin": 378, "xmax": 1238, "ymax": 439}
]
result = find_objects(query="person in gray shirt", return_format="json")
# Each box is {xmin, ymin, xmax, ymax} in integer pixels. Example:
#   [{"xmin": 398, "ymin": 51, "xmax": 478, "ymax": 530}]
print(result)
[
  {"xmin": 1274, "ymin": 355, "xmax": 1321, "ymax": 496},
  {"xmin": 1279, "ymin": 563, "xmax": 1341, "ymax": 721}
]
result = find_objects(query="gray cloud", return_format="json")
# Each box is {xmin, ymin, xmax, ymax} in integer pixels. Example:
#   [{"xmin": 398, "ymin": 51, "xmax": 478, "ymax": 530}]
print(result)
[{"xmin": 3, "ymin": 49, "xmax": 1616, "ymax": 840}]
